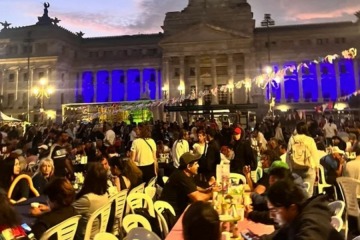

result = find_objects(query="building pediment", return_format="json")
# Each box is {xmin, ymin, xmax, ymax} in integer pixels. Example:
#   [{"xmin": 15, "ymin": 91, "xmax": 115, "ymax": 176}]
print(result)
[{"xmin": 160, "ymin": 23, "xmax": 250, "ymax": 45}]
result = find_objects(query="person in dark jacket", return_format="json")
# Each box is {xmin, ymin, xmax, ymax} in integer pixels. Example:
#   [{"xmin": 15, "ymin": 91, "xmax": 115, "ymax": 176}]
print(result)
[
  {"xmin": 259, "ymin": 179, "xmax": 343, "ymax": 240},
  {"xmin": 198, "ymin": 128, "xmax": 220, "ymax": 181},
  {"xmin": 230, "ymin": 127, "xmax": 257, "ymax": 173}
]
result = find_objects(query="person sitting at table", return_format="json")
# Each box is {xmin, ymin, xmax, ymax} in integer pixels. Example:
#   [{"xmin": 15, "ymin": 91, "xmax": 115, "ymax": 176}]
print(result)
[
  {"xmin": 109, "ymin": 156, "xmax": 142, "ymax": 191},
  {"xmin": 72, "ymin": 162, "xmax": 109, "ymax": 240},
  {"xmin": 182, "ymin": 201, "xmax": 220, "ymax": 240},
  {"xmin": 160, "ymin": 152, "xmax": 216, "ymax": 218},
  {"xmin": 261, "ymin": 179, "xmax": 343, "ymax": 240},
  {"xmin": 31, "ymin": 177, "xmax": 77, "ymax": 240},
  {"xmin": 243, "ymin": 150, "xmax": 278, "ymax": 194},
  {"xmin": 0, "ymin": 156, "xmax": 29, "ymax": 203},
  {"xmin": 0, "ymin": 188, "xmax": 28, "ymax": 239},
  {"xmin": 32, "ymin": 158, "xmax": 55, "ymax": 195}
]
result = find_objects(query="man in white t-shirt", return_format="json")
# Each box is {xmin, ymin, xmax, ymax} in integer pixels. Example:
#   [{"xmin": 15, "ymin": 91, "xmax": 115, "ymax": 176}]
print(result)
[
  {"xmin": 104, "ymin": 123, "xmax": 115, "ymax": 147},
  {"xmin": 172, "ymin": 130, "xmax": 190, "ymax": 168},
  {"xmin": 323, "ymin": 118, "xmax": 337, "ymax": 146},
  {"xmin": 129, "ymin": 125, "xmax": 138, "ymax": 141}
]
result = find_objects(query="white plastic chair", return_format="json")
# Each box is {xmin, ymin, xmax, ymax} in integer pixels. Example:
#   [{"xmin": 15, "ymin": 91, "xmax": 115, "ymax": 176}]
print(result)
[
  {"xmin": 230, "ymin": 173, "xmax": 246, "ymax": 185},
  {"xmin": 154, "ymin": 200, "xmax": 176, "ymax": 238},
  {"xmin": 336, "ymin": 177, "xmax": 360, "ymax": 240},
  {"xmin": 94, "ymin": 232, "xmax": 118, "ymax": 240},
  {"xmin": 331, "ymin": 216, "xmax": 343, "ymax": 232},
  {"xmin": 147, "ymin": 176, "xmax": 157, "ymax": 188},
  {"xmin": 145, "ymin": 186, "xmax": 157, "ymax": 200},
  {"xmin": 162, "ymin": 176, "xmax": 169, "ymax": 184},
  {"xmin": 250, "ymin": 167, "xmax": 263, "ymax": 183},
  {"xmin": 352, "ymin": 236, "xmax": 360, "ymax": 240},
  {"xmin": 127, "ymin": 192, "xmax": 156, "ymax": 217},
  {"xmin": 40, "ymin": 215, "xmax": 81, "ymax": 240},
  {"xmin": 123, "ymin": 214, "xmax": 152, "ymax": 233},
  {"xmin": 109, "ymin": 189, "xmax": 128, "ymax": 235},
  {"xmin": 318, "ymin": 165, "xmax": 332, "ymax": 194},
  {"xmin": 328, "ymin": 200, "xmax": 345, "ymax": 218},
  {"xmin": 83, "ymin": 201, "xmax": 112, "ymax": 240},
  {"xmin": 128, "ymin": 182, "xmax": 146, "ymax": 195}
]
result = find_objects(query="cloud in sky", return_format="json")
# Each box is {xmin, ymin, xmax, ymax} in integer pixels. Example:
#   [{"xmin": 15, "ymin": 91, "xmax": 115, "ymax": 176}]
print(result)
[{"xmin": 1, "ymin": 0, "xmax": 359, "ymax": 37}]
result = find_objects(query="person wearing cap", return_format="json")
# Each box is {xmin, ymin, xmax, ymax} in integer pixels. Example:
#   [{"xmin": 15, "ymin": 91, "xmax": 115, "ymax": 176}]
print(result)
[
  {"xmin": 231, "ymin": 127, "xmax": 257, "ymax": 174},
  {"xmin": 320, "ymin": 146, "xmax": 345, "ymax": 185},
  {"xmin": 160, "ymin": 152, "xmax": 215, "ymax": 218}
]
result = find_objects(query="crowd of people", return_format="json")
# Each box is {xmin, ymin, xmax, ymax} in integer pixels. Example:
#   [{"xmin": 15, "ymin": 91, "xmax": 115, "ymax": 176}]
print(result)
[{"xmin": 0, "ymin": 114, "xmax": 358, "ymax": 239}]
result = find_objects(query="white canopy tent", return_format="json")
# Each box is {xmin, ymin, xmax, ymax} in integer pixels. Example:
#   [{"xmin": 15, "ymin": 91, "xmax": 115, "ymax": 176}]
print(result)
[{"xmin": 0, "ymin": 112, "xmax": 22, "ymax": 122}]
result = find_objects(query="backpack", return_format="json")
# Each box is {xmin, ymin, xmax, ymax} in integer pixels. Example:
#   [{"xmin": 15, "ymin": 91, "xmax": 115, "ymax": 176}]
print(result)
[
  {"xmin": 133, "ymin": 208, "xmax": 162, "ymax": 237},
  {"xmin": 289, "ymin": 137, "xmax": 311, "ymax": 169}
]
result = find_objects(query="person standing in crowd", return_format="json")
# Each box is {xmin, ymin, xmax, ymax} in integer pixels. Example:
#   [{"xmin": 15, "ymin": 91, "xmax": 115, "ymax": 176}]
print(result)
[
  {"xmin": 231, "ymin": 127, "xmax": 257, "ymax": 173},
  {"xmin": 320, "ymin": 146, "xmax": 345, "ymax": 185},
  {"xmin": 172, "ymin": 129, "xmax": 190, "ymax": 169},
  {"xmin": 0, "ymin": 156, "xmax": 29, "ymax": 203},
  {"xmin": 323, "ymin": 118, "xmax": 337, "ymax": 146},
  {"xmin": 49, "ymin": 131, "xmax": 74, "ymax": 180},
  {"xmin": 32, "ymin": 158, "xmax": 55, "ymax": 194},
  {"xmin": 182, "ymin": 201, "xmax": 220, "ymax": 240},
  {"xmin": 129, "ymin": 125, "xmax": 138, "ymax": 142},
  {"xmin": 263, "ymin": 180, "xmax": 343, "ymax": 240},
  {"xmin": 31, "ymin": 177, "xmax": 77, "ymax": 240},
  {"xmin": 192, "ymin": 129, "xmax": 207, "ymax": 156},
  {"xmin": 274, "ymin": 122, "xmax": 284, "ymax": 142},
  {"xmin": 130, "ymin": 124, "xmax": 157, "ymax": 184},
  {"xmin": 198, "ymin": 128, "xmax": 220, "ymax": 181},
  {"xmin": 160, "ymin": 152, "xmax": 216, "ymax": 218},
  {"xmin": 103, "ymin": 123, "xmax": 115, "ymax": 147},
  {"xmin": 287, "ymin": 122, "xmax": 318, "ymax": 197}
]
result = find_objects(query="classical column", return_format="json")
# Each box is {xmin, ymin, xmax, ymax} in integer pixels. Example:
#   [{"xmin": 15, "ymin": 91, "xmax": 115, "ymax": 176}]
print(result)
[
  {"xmin": 93, "ymin": 71, "xmax": 97, "ymax": 102},
  {"xmin": 280, "ymin": 79, "xmax": 286, "ymax": 103},
  {"xmin": 228, "ymin": 54, "xmax": 234, "ymax": 104},
  {"xmin": 297, "ymin": 65, "xmax": 303, "ymax": 102},
  {"xmin": 180, "ymin": 56, "xmax": 185, "ymax": 92},
  {"xmin": 316, "ymin": 64, "xmax": 323, "ymax": 102},
  {"xmin": 108, "ymin": 70, "xmax": 112, "ymax": 102},
  {"xmin": 155, "ymin": 68, "xmax": 159, "ymax": 100},
  {"xmin": 211, "ymin": 56, "xmax": 218, "ymax": 104},
  {"xmin": 15, "ymin": 68, "xmax": 19, "ymax": 100},
  {"xmin": 0, "ymin": 70, "xmax": 5, "ymax": 102},
  {"xmin": 164, "ymin": 58, "xmax": 170, "ymax": 97},
  {"xmin": 139, "ymin": 68, "xmax": 143, "ymax": 98},
  {"xmin": 354, "ymin": 59, "xmax": 360, "ymax": 91},
  {"xmin": 334, "ymin": 61, "xmax": 341, "ymax": 98},
  {"xmin": 123, "ymin": 69, "xmax": 128, "ymax": 101}
]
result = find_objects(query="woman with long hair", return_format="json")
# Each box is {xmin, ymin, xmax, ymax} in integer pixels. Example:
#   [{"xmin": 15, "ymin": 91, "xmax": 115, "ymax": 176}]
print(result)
[
  {"xmin": 109, "ymin": 156, "xmax": 142, "ymax": 191},
  {"xmin": 73, "ymin": 162, "xmax": 109, "ymax": 240},
  {"xmin": 192, "ymin": 129, "xmax": 207, "ymax": 155},
  {"xmin": 130, "ymin": 123, "xmax": 157, "ymax": 184},
  {"xmin": 0, "ymin": 156, "xmax": 29, "ymax": 203},
  {"xmin": 32, "ymin": 158, "xmax": 55, "ymax": 194}
]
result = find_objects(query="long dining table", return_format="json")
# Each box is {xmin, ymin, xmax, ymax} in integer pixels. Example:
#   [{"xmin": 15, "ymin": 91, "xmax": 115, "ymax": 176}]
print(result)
[
  {"xmin": 166, "ymin": 208, "xmax": 275, "ymax": 240},
  {"xmin": 13, "ymin": 195, "xmax": 48, "ymax": 226}
]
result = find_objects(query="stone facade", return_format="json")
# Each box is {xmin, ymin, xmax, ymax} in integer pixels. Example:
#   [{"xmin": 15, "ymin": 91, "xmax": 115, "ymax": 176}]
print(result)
[{"xmin": 0, "ymin": 0, "xmax": 359, "ymax": 120}]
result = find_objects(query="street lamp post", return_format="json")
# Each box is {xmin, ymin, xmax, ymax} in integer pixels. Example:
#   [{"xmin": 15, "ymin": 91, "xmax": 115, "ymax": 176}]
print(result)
[
  {"xmin": 261, "ymin": 13, "xmax": 275, "ymax": 102},
  {"xmin": 32, "ymin": 78, "xmax": 54, "ymax": 111}
]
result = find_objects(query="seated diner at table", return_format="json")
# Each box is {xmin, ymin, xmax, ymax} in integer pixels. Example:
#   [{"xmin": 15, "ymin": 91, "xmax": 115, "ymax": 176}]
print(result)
[
  {"xmin": 160, "ymin": 152, "xmax": 217, "ymax": 218},
  {"xmin": 32, "ymin": 158, "xmax": 55, "ymax": 195},
  {"xmin": 31, "ymin": 177, "xmax": 77, "ymax": 240},
  {"xmin": 0, "ymin": 156, "xmax": 29, "ymax": 203},
  {"xmin": 109, "ymin": 156, "xmax": 143, "ymax": 191},
  {"xmin": 72, "ymin": 162, "xmax": 109, "ymax": 240}
]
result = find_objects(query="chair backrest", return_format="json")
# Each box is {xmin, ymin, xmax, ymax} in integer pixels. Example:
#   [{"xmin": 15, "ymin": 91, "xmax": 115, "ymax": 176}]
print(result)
[
  {"xmin": 318, "ymin": 165, "xmax": 328, "ymax": 185},
  {"xmin": 336, "ymin": 177, "xmax": 360, "ymax": 218},
  {"xmin": 230, "ymin": 173, "xmax": 246, "ymax": 184},
  {"xmin": 8, "ymin": 174, "xmax": 39, "ymax": 203},
  {"xmin": 123, "ymin": 214, "xmax": 152, "ymax": 233},
  {"xmin": 127, "ymin": 192, "xmax": 155, "ymax": 217},
  {"xmin": 40, "ymin": 215, "xmax": 81, "ymax": 240},
  {"xmin": 147, "ymin": 176, "xmax": 157, "ymax": 188},
  {"xmin": 162, "ymin": 176, "xmax": 169, "ymax": 184},
  {"xmin": 94, "ymin": 232, "xmax": 118, "ymax": 240},
  {"xmin": 109, "ymin": 189, "xmax": 128, "ymax": 231},
  {"xmin": 145, "ymin": 186, "xmax": 157, "ymax": 200},
  {"xmin": 84, "ymin": 200, "xmax": 112, "ymax": 240},
  {"xmin": 250, "ymin": 167, "xmax": 263, "ymax": 183},
  {"xmin": 128, "ymin": 182, "xmax": 146, "ymax": 195},
  {"xmin": 352, "ymin": 236, "xmax": 360, "ymax": 240},
  {"xmin": 328, "ymin": 200, "xmax": 345, "ymax": 218},
  {"xmin": 154, "ymin": 200, "xmax": 176, "ymax": 237},
  {"xmin": 331, "ymin": 216, "xmax": 343, "ymax": 232},
  {"xmin": 126, "ymin": 227, "xmax": 161, "ymax": 240}
]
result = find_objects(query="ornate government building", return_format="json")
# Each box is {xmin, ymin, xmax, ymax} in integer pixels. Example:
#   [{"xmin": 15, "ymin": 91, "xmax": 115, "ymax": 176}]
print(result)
[{"xmin": 0, "ymin": 0, "xmax": 360, "ymax": 121}]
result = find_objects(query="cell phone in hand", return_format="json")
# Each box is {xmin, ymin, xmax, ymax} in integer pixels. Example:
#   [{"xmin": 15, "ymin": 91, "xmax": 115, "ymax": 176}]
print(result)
[{"xmin": 21, "ymin": 223, "xmax": 32, "ymax": 233}]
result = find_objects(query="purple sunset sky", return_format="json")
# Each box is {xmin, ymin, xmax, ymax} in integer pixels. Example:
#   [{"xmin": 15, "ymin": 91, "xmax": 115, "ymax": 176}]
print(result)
[{"xmin": 1, "ymin": 0, "xmax": 359, "ymax": 37}]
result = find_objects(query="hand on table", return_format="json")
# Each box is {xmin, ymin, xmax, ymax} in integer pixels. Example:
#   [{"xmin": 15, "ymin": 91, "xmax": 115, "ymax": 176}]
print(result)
[
  {"xmin": 244, "ymin": 204, "xmax": 253, "ymax": 218},
  {"xmin": 30, "ymin": 204, "xmax": 50, "ymax": 216}
]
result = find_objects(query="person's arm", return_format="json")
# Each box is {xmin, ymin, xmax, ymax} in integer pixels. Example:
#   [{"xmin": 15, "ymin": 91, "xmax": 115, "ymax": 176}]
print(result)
[
  {"xmin": 188, "ymin": 190, "xmax": 212, "ymax": 202},
  {"xmin": 243, "ymin": 165, "xmax": 254, "ymax": 191},
  {"xmin": 254, "ymin": 184, "xmax": 266, "ymax": 195}
]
